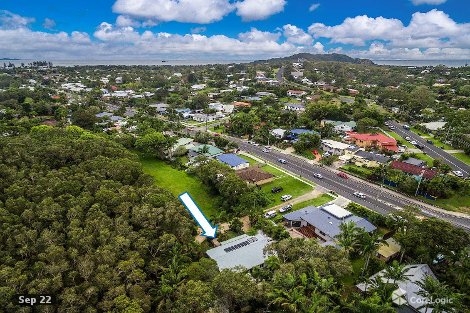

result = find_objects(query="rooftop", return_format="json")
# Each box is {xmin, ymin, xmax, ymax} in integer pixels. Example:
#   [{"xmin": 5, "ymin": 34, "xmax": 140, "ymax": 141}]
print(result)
[
  {"xmin": 390, "ymin": 161, "xmax": 438, "ymax": 180},
  {"xmin": 216, "ymin": 153, "xmax": 249, "ymax": 168},
  {"xmin": 236, "ymin": 167, "xmax": 275, "ymax": 183},
  {"xmin": 206, "ymin": 232, "xmax": 273, "ymax": 270}
]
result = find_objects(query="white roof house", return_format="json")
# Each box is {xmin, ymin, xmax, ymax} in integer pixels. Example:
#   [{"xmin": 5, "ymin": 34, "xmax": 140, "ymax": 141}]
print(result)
[
  {"xmin": 271, "ymin": 128, "xmax": 286, "ymax": 139},
  {"xmin": 321, "ymin": 139, "xmax": 352, "ymax": 156},
  {"xmin": 420, "ymin": 121, "xmax": 447, "ymax": 131},
  {"xmin": 206, "ymin": 232, "xmax": 273, "ymax": 270}
]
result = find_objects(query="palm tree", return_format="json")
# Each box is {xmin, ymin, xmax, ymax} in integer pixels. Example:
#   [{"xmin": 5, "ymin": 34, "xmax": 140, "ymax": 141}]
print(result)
[
  {"xmin": 335, "ymin": 221, "xmax": 360, "ymax": 256},
  {"xmin": 269, "ymin": 286, "xmax": 307, "ymax": 313},
  {"xmin": 359, "ymin": 231, "xmax": 386, "ymax": 275},
  {"xmin": 416, "ymin": 276, "xmax": 463, "ymax": 313},
  {"xmin": 383, "ymin": 261, "xmax": 412, "ymax": 285}
]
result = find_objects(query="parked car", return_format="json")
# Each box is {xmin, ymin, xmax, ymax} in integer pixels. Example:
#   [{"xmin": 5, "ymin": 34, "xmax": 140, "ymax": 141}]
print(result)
[
  {"xmin": 264, "ymin": 210, "xmax": 277, "ymax": 218},
  {"xmin": 354, "ymin": 192, "xmax": 366, "ymax": 199},
  {"xmin": 278, "ymin": 159, "xmax": 287, "ymax": 164},
  {"xmin": 271, "ymin": 186, "xmax": 283, "ymax": 193},
  {"xmin": 426, "ymin": 140, "xmax": 434, "ymax": 145},
  {"xmin": 279, "ymin": 204, "xmax": 293, "ymax": 213},
  {"xmin": 337, "ymin": 172, "xmax": 349, "ymax": 179},
  {"xmin": 313, "ymin": 173, "xmax": 323, "ymax": 179},
  {"xmin": 281, "ymin": 195, "xmax": 292, "ymax": 201},
  {"xmin": 453, "ymin": 171, "xmax": 464, "ymax": 178}
]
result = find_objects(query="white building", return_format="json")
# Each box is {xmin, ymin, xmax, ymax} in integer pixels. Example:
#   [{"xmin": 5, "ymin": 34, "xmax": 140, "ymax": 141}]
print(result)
[{"xmin": 321, "ymin": 140, "xmax": 352, "ymax": 156}]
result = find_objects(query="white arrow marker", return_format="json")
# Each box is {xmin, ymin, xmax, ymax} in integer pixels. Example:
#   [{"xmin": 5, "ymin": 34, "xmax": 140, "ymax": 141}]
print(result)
[{"xmin": 179, "ymin": 192, "xmax": 218, "ymax": 238}]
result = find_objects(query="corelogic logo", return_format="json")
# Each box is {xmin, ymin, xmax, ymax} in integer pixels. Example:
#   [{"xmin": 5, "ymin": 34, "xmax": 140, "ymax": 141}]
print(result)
[
  {"xmin": 392, "ymin": 288, "xmax": 408, "ymax": 306},
  {"xmin": 409, "ymin": 296, "xmax": 454, "ymax": 306}
]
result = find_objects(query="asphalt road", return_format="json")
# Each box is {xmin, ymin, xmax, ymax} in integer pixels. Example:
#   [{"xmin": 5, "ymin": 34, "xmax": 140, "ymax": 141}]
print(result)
[
  {"xmin": 389, "ymin": 121, "xmax": 470, "ymax": 178},
  {"xmin": 276, "ymin": 66, "xmax": 285, "ymax": 83},
  {"xmin": 230, "ymin": 138, "xmax": 470, "ymax": 231}
]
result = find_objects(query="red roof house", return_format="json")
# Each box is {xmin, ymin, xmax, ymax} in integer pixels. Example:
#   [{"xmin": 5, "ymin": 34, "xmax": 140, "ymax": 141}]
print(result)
[
  {"xmin": 346, "ymin": 132, "xmax": 398, "ymax": 152},
  {"xmin": 390, "ymin": 161, "xmax": 438, "ymax": 180}
]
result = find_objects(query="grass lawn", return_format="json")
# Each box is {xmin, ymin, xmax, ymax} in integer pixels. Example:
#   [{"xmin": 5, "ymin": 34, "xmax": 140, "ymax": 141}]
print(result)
[
  {"xmin": 386, "ymin": 131, "xmax": 414, "ymax": 148},
  {"xmin": 452, "ymin": 153, "xmax": 470, "ymax": 166},
  {"xmin": 298, "ymin": 150, "xmax": 317, "ymax": 160},
  {"xmin": 414, "ymin": 153, "xmax": 434, "ymax": 166},
  {"xmin": 341, "ymin": 164, "xmax": 373, "ymax": 178},
  {"xmin": 139, "ymin": 156, "xmax": 220, "ymax": 217},
  {"xmin": 291, "ymin": 194, "xmax": 335, "ymax": 211},
  {"xmin": 259, "ymin": 164, "xmax": 314, "ymax": 208},
  {"xmin": 239, "ymin": 154, "xmax": 260, "ymax": 166},
  {"xmin": 411, "ymin": 128, "xmax": 454, "ymax": 150},
  {"xmin": 427, "ymin": 194, "xmax": 470, "ymax": 215},
  {"xmin": 209, "ymin": 125, "xmax": 225, "ymax": 134}
]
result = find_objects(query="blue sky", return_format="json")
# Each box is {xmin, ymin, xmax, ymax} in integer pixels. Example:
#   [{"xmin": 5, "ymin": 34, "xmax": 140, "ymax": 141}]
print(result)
[{"xmin": 0, "ymin": 0, "xmax": 469, "ymax": 60}]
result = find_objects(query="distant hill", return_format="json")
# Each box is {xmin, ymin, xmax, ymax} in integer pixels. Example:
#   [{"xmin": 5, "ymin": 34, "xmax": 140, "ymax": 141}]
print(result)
[{"xmin": 254, "ymin": 53, "xmax": 375, "ymax": 65}]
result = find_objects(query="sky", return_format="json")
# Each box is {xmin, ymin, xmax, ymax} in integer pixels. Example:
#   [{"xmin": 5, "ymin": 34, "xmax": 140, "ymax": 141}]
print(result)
[{"xmin": 0, "ymin": 0, "xmax": 469, "ymax": 61}]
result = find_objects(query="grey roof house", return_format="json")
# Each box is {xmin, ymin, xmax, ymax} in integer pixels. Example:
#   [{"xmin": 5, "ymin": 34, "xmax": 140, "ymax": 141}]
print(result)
[
  {"xmin": 206, "ymin": 232, "xmax": 273, "ymax": 270},
  {"xmin": 357, "ymin": 264, "xmax": 438, "ymax": 313},
  {"xmin": 283, "ymin": 204, "xmax": 376, "ymax": 242}
]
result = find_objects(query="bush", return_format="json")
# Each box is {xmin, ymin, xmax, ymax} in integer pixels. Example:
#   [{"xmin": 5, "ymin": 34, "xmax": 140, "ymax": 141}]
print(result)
[{"xmin": 346, "ymin": 203, "xmax": 388, "ymax": 227}]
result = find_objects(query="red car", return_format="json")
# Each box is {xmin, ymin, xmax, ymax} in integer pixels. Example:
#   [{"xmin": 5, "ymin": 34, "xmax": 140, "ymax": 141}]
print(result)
[{"xmin": 337, "ymin": 172, "xmax": 349, "ymax": 179}]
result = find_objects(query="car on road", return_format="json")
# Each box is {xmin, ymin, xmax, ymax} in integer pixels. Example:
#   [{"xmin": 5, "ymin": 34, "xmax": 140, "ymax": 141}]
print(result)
[
  {"xmin": 389, "ymin": 126, "xmax": 396, "ymax": 130},
  {"xmin": 410, "ymin": 140, "xmax": 418, "ymax": 145},
  {"xmin": 453, "ymin": 171, "xmax": 464, "ymax": 178},
  {"xmin": 354, "ymin": 192, "xmax": 366, "ymax": 199},
  {"xmin": 253, "ymin": 143, "xmax": 260, "ymax": 146},
  {"xmin": 405, "ymin": 136, "xmax": 411, "ymax": 141},
  {"xmin": 281, "ymin": 195, "xmax": 292, "ymax": 201},
  {"xmin": 264, "ymin": 210, "xmax": 277, "ymax": 218},
  {"xmin": 337, "ymin": 172, "xmax": 349, "ymax": 179},
  {"xmin": 313, "ymin": 173, "xmax": 323, "ymax": 179},
  {"xmin": 247, "ymin": 141, "xmax": 254, "ymax": 144},
  {"xmin": 271, "ymin": 186, "xmax": 283, "ymax": 193},
  {"xmin": 403, "ymin": 125, "xmax": 410, "ymax": 130},
  {"xmin": 279, "ymin": 204, "xmax": 293, "ymax": 213},
  {"xmin": 262, "ymin": 148, "xmax": 270, "ymax": 153},
  {"xmin": 426, "ymin": 140, "xmax": 434, "ymax": 145},
  {"xmin": 278, "ymin": 159, "xmax": 287, "ymax": 164},
  {"xmin": 416, "ymin": 144, "xmax": 424, "ymax": 149}
]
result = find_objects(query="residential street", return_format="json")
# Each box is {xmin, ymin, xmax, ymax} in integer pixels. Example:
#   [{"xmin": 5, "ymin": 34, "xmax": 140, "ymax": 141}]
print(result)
[
  {"xmin": 229, "ymin": 137, "xmax": 470, "ymax": 231},
  {"xmin": 389, "ymin": 120, "xmax": 470, "ymax": 177}
]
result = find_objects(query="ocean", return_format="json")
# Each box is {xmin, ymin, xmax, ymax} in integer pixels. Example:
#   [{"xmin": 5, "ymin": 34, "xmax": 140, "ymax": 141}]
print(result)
[{"xmin": 3, "ymin": 59, "xmax": 469, "ymax": 68}]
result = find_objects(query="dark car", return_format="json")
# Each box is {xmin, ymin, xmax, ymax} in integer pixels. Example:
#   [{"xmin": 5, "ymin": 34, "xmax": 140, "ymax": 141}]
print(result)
[
  {"xmin": 426, "ymin": 140, "xmax": 434, "ymax": 145},
  {"xmin": 416, "ymin": 144, "xmax": 425, "ymax": 149},
  {"xmin": 337, "ymin": 172, "xmax": 349, "ymax": 179},
  {"xmin": 271, "ymin": 186, "xmax": 283, "ymax": 193}
]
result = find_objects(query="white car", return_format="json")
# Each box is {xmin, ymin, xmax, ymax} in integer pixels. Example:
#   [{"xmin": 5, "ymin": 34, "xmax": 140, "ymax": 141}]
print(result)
[
  {"xmin": 354, "ymin": 192, "xmax": 366, "ymax": 199},
  {"xmin": 410, "ymin": 141, "xmax": 418, "ymax": 145},
  {"xmin": 264, "ymin": 210, "xmax": 277, "ymax": 218},
  {"xmin": 405, "ymin": 136, "xmax": 411, "ymax": 141},
  {"xmin": 262, "ymin": 148, "xmax": 270, "ymax": 153},
  {"xmin": 281, "ymin": 195, "xmax": 292, "ymax": 202},
  {"xmin": 313, "ymin": 173, "xmax": 323, "ymax": 179},
  {"xmin": 253, "ymin": 143, "xmax": 260, "ymax": 146},
  {"xmin": 278, "ymin": 159, "xmax": 287, "ymax": 164},
  {"xmin": 452, "ymin": 171, "xmax": 464, "ymax": 178},
  {"xmin": 279, "ymin": 204, "xmax": 293, "ymax": 213}
]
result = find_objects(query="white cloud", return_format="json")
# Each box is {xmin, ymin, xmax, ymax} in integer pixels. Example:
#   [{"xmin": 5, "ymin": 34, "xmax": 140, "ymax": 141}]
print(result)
[
  {"xmin": 0, "ymin": 10, "xmax": 35, "ymax": 29},
  {"xmin": 283, "ymin": 24, "xmax": 313, "ymax": 45},
  {"xmin": 112, "ymin": 0, "xmax": 234, "ymax": 24},
  {"xmin": 238, "ymin": 27, "xmax": 281, "ymax": 42},
  {"xmin": 42, "ymin": 18, "xmax": 56, "ymax": 30},
  {"xmin": 309, "ymin": 3, "xmax": 320, "ymax": 12},
  {"xmin": 116, "ymin": 15, "xmax": 141, "ymax": 28},
  {"xmin": 190, "ymin": 27, "xmax": 207, "ymax": 34},
  {"xmin": 411, "ymin": 0, "xmax": 447, "ymax": 5},
  {"xmin": 235, "ymin": 0, "xmax": 286, "ymax": 21}
]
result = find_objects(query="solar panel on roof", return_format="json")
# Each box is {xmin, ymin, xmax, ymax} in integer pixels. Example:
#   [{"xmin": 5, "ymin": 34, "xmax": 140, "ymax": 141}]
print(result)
[{"xmin": 223, "ymin": 237, "xmax": 258, "ymax": 253}]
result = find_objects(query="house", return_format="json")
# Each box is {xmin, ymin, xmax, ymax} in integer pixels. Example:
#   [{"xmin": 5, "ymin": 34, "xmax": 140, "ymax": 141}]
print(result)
[
  {"xmin": 345, "ymin": 132, "xmax": 398, "ymax": 153},
  {"xmin": 206, "ymin": 232, "xmax": 273, "ymax": 270},
  {"xmin": 377, "ymin": 238, "xmax": 401, "ymax": 261},
  {"xmin": 420, "ymin": 121, "xmax": 447, "ymax": 131},
  {"xmin": 286, "ymin": 129, "xmax": 319, "ymax": 141},
  {"xmin": 236, "ymin": 167, "xmax": 275, "ymax": 185},
  {"xmin": 271, "ymin": 128, "xmax": 286, "ymax": 139},
  {"xmin": 356, "ymin": 264, "xmax": 438, "ymax": 313},
  {"xmin": 390, "ymin": 161, "xmax": 438, "ymax": 180},
  {"xmin": 284, "ymin": 103, "xmax": 305, "ymax": 112},
  {"xmin": 287, "ymin": 90, "xmax": 307, "ymax": 97},
  {"xmin": 222, "ymin": 104, "xmax": 235, "ymax": 114},
  {"xmin": 291, "ymin": 71, "xmax": 304, "ymax": 79},
  {"xmin": 321, "ymin": 140, "xmax": 352, "ymax": 156},
  {"xmin": 149, "ymin": 103, "xmax": 170, "ymax": 114},
  {"xmin": 322, "ymin": 120, "xmax": 357, "ymax": 133},
  {"xmin": 191, "ymin": 84, "xmax": 206, "ymax": 90},
  {"xmin": 352, "ymin": 150, "xmax": 391, "ymax": 168},
  {"xmin": 232, "ymin": 101, "xmax": 252, "ymax": 108},
  {"xmin": 173, "ymin": 138, "xmax": 194, "ymax": 151},
  {"xmin": 256, "ymin": 91, "xmax": 276, "ymax": 98},
  {"xmin": 189, "ymin": 144, "xmax": 224, "ymax": 158},
  {"xmin": 216, "ymin": 154, "xmax": 250, "ymax": 170},
  {"xmin": 402, "ymin": 157, "xmax": 427, "ymax": 168},
  {"xmin": 115, "ymin": 77, "xmax": 123, "ymax": 84},
  {"xmin": 192, "ymin": 113, "xmax": 217, "ymax": 123},
  {"xmin": 348, "ymin": 88, "xmax": 359, "ymax": 96},
  {"xmin": 283, "ymin": 204, "xmax": 376, "ymax": 242}
]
